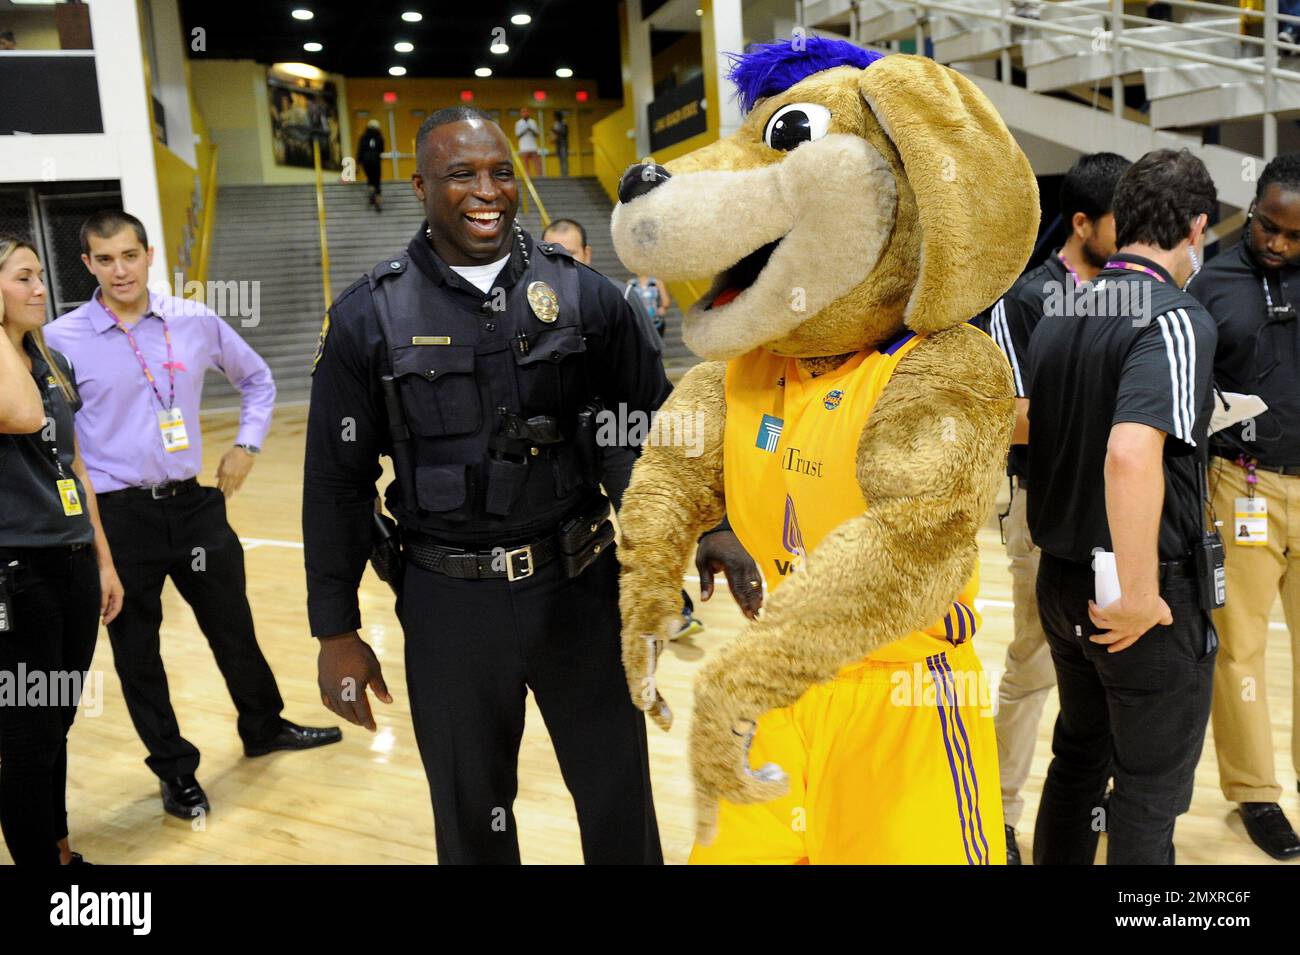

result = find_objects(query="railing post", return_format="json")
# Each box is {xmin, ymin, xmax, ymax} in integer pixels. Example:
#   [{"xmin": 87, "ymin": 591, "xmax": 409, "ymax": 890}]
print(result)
[
  {"xmin": 999, "ymin": 0, "xmax": 1012, "ymax": 82},
  {"xmin": 916, "ymin": 3, "xmax": 925, "ymax": 56},
  {"xmin": 312, "ymin": 138, "xmax": 333, "ymax": 312},
  {"xmin": 1111, "ymin": 0, "xmax": 1124, "ymax": 117},
  {"xmin": 1265, "ymin": 0, "xmax": 1279, "ymax": 161}
]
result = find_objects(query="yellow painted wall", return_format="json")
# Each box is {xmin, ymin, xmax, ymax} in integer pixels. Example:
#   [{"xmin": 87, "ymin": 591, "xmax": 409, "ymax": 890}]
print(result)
[
  {"xmin": 0, "ymin": 9, "xmax": 60, "ymax": 50},
  {"xmin": 191, "ymin": 59, "xmax": 352, "ymax": 186},
  {"xmin": 153, "ymin": 141, "xmax": 200, "ymax": 280},
  {"xmin": 346, "ymin": 76, "xmax": 618, "ymax": 182}
]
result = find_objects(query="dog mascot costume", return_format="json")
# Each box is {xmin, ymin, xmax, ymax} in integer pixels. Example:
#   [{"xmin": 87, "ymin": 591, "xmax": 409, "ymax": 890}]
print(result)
[{"xmin": 611, "ymin": 38, "xmax": 1039, "ymax": 864}]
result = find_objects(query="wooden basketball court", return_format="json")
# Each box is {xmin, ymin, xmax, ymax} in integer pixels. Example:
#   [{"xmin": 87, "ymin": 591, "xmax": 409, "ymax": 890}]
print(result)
[{"xmin": 6, "ymin": 406, "xmax": 1295, "ymax": 864}]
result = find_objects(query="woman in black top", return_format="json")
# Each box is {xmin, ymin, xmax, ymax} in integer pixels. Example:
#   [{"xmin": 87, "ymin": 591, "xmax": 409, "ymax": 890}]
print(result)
[
  {"xmin": 0, "ymin": 236, "xmax": 123, "ymax": 864},
  {"xmin": 357, "ymin": 119, "xmax": 385, "ymax": 212}
]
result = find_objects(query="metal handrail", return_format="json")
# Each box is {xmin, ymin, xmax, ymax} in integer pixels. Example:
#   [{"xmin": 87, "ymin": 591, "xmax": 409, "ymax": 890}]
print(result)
[
  {"xmin": 192, "ymin": 144, "xmax": 219, "ymax": 289},
  {"xmin": 509, "ymin": 142, "xmax": 551, "ymax": 229},
  {"xmin": 311, "ymin": 138, "xmax": 333, "ymax": 310}
]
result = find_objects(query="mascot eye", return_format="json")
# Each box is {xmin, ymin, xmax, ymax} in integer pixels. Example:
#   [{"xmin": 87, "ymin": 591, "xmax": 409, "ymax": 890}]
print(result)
[{"xmin": 763, "ymin": 103, "xmax": 832, "ymax": 151}]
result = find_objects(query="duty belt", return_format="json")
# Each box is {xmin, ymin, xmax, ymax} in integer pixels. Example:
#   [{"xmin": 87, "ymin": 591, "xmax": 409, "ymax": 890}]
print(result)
[{"xmin": 402, "ymin": 531, "xmax": 558, "ymax": 581}]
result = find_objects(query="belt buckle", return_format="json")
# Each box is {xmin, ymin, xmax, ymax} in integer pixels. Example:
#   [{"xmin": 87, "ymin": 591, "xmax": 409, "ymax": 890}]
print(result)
[
  {"xmin": 505, "ymin": 545, "xmax": 533, "ymax": 581},
  {"xmin": 149, "ymin": 483, "xmax": 170, "ymax": 500}
]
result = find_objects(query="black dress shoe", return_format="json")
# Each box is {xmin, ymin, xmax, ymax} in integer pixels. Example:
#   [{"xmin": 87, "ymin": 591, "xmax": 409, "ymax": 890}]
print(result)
[
  {"xmin": 244, "ymin": 719, "xmax": 342, "ymax": 757},
  {"xmin": 160, "ymin": 774, "xmax": 210, "ymax": 820},
  {"xmin": 1239, "ymin": 802, "xmax": 1300, "ymax": 861},
  {"xmin": 64, "ymin": 851, "xmax": 92, "ymax": 865},
  {"xmin": 1005, "ymin": 825, "xmax": 1022, "ymax": 865}
]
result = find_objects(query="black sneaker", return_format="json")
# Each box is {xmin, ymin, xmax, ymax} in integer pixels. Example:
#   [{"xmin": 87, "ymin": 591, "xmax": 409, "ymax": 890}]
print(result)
[
  {"xmin": 1239, "ymin": 802, "xmax": 1300, "ymax": 861},
  {"xmin": 1005, "ymin": 825, "xmax": 1022, "ymax": 865}
]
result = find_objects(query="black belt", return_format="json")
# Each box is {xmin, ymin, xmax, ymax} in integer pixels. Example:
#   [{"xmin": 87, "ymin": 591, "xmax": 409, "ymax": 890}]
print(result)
[
  {"xmin": 101, "ymin": 478, "xmax": 200, "ymax": 502},
  {"xmin": 1044, "ymin": 550, "xmax": 1194, "ymax": 583},
  {"xmin": 403, "ymin": 530, "xmax": 559, "ymax": 581},
  {"xmin": 1211, "ymin": 450, "xmax": 1300, "ymax": 477}
]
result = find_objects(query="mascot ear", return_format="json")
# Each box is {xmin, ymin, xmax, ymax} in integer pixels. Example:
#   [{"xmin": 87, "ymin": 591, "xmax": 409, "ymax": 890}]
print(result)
[{"xmin": 858, "ymin": 55, "xmax": 1039, "ymax": 334}]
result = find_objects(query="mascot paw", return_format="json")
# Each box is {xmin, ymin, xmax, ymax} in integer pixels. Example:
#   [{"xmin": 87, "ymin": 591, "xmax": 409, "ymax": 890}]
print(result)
[
  {"xmin": 689, "ymin": 675, "xmax": 789, "ymax": 844},
  {"xmin": 622, "ymin": 630, "xmax": 675, "ymax": 731}
]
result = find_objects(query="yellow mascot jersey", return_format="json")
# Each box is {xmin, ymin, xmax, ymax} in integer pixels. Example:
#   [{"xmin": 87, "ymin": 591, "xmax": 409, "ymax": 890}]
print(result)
[{"xmin": 690, "ymin": 332, "xmax": 1004, "ymax": 864}]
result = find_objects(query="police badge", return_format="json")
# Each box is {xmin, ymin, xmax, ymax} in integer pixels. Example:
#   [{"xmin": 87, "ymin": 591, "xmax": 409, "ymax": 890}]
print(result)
[{"xmin": 526, "ymin": 281, "xmax": 559, "ymax": 323}]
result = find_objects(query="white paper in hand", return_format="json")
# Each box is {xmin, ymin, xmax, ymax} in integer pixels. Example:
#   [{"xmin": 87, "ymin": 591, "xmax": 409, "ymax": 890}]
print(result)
[
  {"xmin": 1212, "ymin": 392, "xmax": 1268, "ymax": 436},
  {"xmin": 1094, "ymin": 550, "xmax": 1122, "ymax": 608}
]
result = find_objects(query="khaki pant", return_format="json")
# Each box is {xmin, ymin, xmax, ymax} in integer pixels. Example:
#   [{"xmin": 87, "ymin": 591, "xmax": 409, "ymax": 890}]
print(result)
[
  {"xmin": 994, "ymin": 481, "xmax": 1057, "ymax": 829},
  {"xmin": 1210, "ymin": 458, "xmax": 1300, "ymax": 803}
]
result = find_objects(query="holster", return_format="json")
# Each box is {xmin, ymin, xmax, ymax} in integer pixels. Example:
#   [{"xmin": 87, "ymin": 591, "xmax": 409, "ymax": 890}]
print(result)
[{"xmin": 369, "ymin": 510, "xmax": 405, "ymax": 598}]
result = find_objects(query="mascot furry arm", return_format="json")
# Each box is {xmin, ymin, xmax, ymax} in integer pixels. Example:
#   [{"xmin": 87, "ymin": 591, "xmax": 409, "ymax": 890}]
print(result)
[{"xmin": 612, "ymin": 42, "xmax": 1038, "ymax": 841}]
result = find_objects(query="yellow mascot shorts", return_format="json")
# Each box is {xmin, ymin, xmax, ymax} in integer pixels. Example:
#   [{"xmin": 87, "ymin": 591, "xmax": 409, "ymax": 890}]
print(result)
[{"xmin": 690, "ymin": 641, "xmax": 1005, "ymax": 865}]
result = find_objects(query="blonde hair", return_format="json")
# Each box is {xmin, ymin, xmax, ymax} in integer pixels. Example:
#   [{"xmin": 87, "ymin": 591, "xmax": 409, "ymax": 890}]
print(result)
[{"xmin": 0, "ymin": 235, "xmax": 76, "ymax": 405}]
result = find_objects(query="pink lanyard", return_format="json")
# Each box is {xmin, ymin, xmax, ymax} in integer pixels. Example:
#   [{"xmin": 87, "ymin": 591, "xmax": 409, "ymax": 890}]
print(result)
[
  {"xmin": 1104, "ymin": 259, "xmax": 1167, "ymax": 283},
  {"xmin": 100, "ymin": 295, "xmax": 177, "ymax": 410},
  {"xmin": 1057, "ymin": 250, "xmax": 1081, "ymax": 285}
]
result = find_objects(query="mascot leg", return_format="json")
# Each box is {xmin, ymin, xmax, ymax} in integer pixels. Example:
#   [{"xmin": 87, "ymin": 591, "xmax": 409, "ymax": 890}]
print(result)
[{"xmin": 691, "ymin": 643, "xmax": 1006, "ymax": 865}]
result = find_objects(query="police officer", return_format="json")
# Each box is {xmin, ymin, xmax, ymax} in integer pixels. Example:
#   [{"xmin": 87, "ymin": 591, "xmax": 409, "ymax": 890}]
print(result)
[
  {"xmin": 1188, "ymin": 153, "xmax": 1300, "ymax": 861},
  {"xmin": 1025, "ymin": 149, "xmax": 1220, "ymax": 864},
  {"xmin": 977, "ymin": 152, "xmax": 1130, "ymax": 864},
  {"xmin": 304, "ymin": 107, "xmax": 669, "ymax": 864}
]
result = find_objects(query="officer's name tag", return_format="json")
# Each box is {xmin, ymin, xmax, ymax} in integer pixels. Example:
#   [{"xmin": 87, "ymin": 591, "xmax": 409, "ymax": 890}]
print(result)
[
  {"xmin": 1234, "ymin": 497, "xmax": 1268, "ymax": 546},
  {"xmin": 57, "ymin": 478, "xmax": 83, "ymax": 517},
  {"xmin": 411, "ymin": 336, "xmax": 451, "ymax": 345},
  {"xmin": 158, "ymin": 407, "xmax": 190, "ymax": 452}
]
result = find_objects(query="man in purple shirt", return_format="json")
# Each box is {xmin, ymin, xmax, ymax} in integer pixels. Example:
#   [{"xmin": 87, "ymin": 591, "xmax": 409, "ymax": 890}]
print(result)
[{"xmin": 46, "ymin": 210, "xmax": 340, "ymax": 821}]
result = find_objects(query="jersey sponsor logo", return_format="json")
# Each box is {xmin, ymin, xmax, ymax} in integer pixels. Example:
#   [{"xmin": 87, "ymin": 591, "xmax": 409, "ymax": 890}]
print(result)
[
  {"xmin": 773, "ymin": 494, "xmax": 806, "ymax": 576},
  {"xmin": 755, "ymin": 413, "xmax": 783, "ymax": 453},
  {"xmin": 781, "ymin": 446, "xmax": 824, "ymax": 477},
  {"xmin": 822, "ymin": 388, "xmax": 843, "ymax": 410}
]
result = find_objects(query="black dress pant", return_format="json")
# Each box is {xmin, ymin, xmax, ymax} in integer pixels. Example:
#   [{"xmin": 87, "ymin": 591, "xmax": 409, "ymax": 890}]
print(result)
[
  {"xmin": 0, "ymin": 545, "xmax": 99, "ymax": 865},
  {"xmin": 1033, "ymin": 552, "xmax": 1216, "ymax": 865},
  {"xmin": 98, "ymin": 485, "xmax": 283, "ymax": 779},
  {"xmin": 400, "ymin": 545, "xmax": 662, "ymax": 864}
]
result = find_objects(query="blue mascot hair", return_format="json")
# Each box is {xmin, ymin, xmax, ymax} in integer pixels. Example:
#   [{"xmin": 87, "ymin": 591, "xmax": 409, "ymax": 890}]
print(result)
[{"xmin": 726, "ymin": 37, "xmax": 886, "ymax": 115}]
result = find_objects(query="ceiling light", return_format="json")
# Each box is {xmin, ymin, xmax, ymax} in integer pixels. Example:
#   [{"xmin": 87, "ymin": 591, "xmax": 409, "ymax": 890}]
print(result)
[
  {"xmin": 394, "ymin": 41, "xmax": 414, "ymax": 53},
  {"xmin": 511, "ymin": 13, "xmax": 531, "ymax": 24},
  {"xmin": 303, "ymin": 41, "xmax": 323, "ymax": 52},
  {"xmin": 490, "ymin": 41, "xmax": 509, "ymax": 54},
  {"xmin": 291, "ymin": 8, "xmax": 313, "ymax": 20},
  {"xmin": 275, "ymin": 61, "xmax": 326, "ymax": 80},
  {"xmin": 401, "ymin": 10, "xmax": 422, "ymax": 22},
  {"xmin": 696, "ymin": 8, "xmax": 703, "ymax": 15},
  {"xmin": 475, "ymin": 67, "xmax": 493, "ymax": 77},
  {"xmin": 388, "ymin": 65, "xmax": 407, "ymax": 76},
  {"xmin": 555, "ymin": 67, "xmax": 573, "ymax": 78}
]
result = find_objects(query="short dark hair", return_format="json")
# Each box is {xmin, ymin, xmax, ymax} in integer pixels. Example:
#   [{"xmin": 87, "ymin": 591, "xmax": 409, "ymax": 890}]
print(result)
[
  {"xmin": 80, "ymin": 209, "xmax": 148, "ymax": 254},
  {"xmin": 1059, "ymin": 152, "xmax": 1131, "ymax": 222},
  {"xmin": 543, "ymin": 217, "xmax": 587, "ymax": 248},
  {"xmin": 1113, "ymin": 149, "xmax": 1217, "ymax": 250},
  {"xmin": 415, "ymin": 106, "xmax": 494, "ymax": 172},
  {"xmin": 1256, "ymin": 152, "xmax": 1300, "ymax": 201}
]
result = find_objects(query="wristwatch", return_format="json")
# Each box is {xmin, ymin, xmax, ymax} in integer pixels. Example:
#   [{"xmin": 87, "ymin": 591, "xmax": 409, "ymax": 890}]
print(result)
[{"xmin": 234, "ymin": 443, "xmax": 261, "ymax": 455}]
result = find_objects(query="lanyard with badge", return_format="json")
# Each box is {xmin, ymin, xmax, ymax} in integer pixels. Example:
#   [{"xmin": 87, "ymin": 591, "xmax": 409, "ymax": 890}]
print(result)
[
  {"xmin": 103, "ymin": 302, "xmax": 190, "ymax": 453},
  {"xmin": 41, "ymin": 389, "xmax": 83, "ymax": 518}
]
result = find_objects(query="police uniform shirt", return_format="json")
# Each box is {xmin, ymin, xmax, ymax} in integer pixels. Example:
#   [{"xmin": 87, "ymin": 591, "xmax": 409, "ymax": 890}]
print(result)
[
  {"xmin": 303, "ymin": 224, "xmax": 672, "ymax": 637},
  {"xmin": 1025, "ymin": 253, "xmax": 1218, "ymax": 564},
  {"xmin": 0, "ymin": 339, "xmax": 92, "ymax": 548},
  {"xmin": 976, "ymin": 253, "xmax": 1070, "ymax": 480},
  {"xmin": 1187, "ymin": 238, "xmax": 1300, "ymax": 466}
]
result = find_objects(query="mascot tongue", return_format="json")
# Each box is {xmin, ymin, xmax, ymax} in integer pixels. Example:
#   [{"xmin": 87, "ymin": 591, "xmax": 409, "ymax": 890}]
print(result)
[{"xmin": 710, "ymin": 287, "xmax": 742, "ymax": 310}]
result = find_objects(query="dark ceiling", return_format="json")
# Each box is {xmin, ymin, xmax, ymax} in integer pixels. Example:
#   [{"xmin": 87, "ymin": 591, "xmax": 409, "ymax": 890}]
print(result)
[{"xmin": 179, "ymin": 1, "xmax": 625, "ymax": 99}]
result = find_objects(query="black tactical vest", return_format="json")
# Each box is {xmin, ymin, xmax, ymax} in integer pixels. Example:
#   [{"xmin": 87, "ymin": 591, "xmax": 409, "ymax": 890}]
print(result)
[{"xmin": 368, "ymin": 242, "xmax": 597, "ymax": 541}]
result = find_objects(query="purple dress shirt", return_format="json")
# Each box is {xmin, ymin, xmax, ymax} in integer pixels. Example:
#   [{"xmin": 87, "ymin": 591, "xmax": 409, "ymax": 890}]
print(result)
[{"xmin": 44, "ymin": 291, "xmax": 276, "ymax": 493}]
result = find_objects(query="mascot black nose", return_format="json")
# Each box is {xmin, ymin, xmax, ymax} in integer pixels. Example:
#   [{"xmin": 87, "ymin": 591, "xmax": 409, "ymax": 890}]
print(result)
[{"xmin": 618, "ymin": 163, "xmax": 672, "ymax": 204}]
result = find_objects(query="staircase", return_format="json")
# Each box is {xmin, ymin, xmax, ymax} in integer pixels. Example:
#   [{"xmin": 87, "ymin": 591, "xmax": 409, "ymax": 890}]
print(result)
[{"xmin": 201, "ymin": 176, "xmax": 693, "ymax": 410}]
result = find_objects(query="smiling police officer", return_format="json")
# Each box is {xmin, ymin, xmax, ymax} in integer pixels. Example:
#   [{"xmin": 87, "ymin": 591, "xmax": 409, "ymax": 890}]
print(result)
[
  {"xmin": 1188, "ymin": 153, "xmax": 1300, "ymax": 861},
  {"xmin": 303, "ymin": 106, "xmax": 670, "ymax": 864}
]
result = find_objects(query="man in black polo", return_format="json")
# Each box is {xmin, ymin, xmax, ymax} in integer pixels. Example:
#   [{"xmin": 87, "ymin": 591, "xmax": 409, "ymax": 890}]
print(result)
[
  {"xmin": 1026, "ymin": 148, "xmax": 1219, "ymax": 865},
  {"xmin": 1188, "ymin": 153, "xmax": 1300, "ymax": 861},
  {"xmin": 977, "ymin": 152, "xmax": 1130, "ymax": 864}
]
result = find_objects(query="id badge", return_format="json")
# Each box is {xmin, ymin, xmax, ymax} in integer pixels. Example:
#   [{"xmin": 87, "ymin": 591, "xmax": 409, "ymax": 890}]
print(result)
[
  {"xmin": 158, "ymin": 407, "xmax": 190, "ymax": 452},
  {"xmin": 56, "ymin": 478, "xmax": 83, "ymax": 517},
  {"xmin": 1233, "ymin": 497, "xmax": 1268, "ymax": 546}
]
